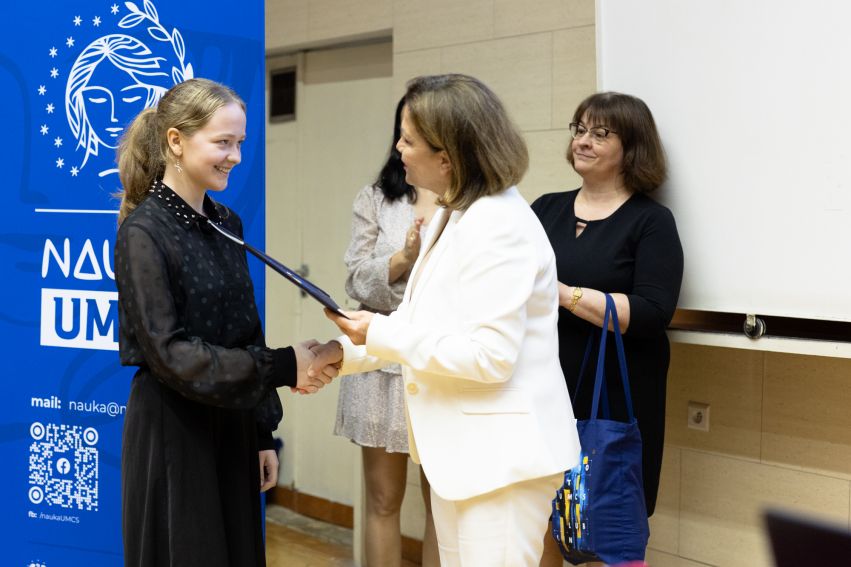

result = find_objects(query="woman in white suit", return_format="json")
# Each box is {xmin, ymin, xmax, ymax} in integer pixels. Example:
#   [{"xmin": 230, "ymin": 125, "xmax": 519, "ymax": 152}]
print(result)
[{"xmin": 314, "ymin": 74, "xmax": 580, "ymax": 566}]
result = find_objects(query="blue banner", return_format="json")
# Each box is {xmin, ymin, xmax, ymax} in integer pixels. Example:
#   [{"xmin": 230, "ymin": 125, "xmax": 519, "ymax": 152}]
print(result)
[{"xmin": 1, "ymin": 1, "xmax": 265, "ymax": 564}]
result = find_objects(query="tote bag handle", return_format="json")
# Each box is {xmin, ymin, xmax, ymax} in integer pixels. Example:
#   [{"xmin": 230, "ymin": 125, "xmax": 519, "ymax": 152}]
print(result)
[
  {"xmin": 573, "ymin": 331, "xmax": 612, "ymax": 419},
  {"xmin": 586, "ymin": 294, "xmax": 636, "ymax": 421}
]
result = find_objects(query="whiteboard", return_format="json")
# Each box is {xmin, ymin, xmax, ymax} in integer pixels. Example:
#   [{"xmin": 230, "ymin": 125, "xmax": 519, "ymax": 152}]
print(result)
[{"xmin": 598, "ymin": 0, "xmax": 851, "ymax": 322}]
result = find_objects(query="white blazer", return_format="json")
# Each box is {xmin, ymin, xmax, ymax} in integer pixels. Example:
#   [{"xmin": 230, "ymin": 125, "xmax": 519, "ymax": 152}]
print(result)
[{"xmin": 339, "ymin": 186, "xmax": 580, "ymax": 501}]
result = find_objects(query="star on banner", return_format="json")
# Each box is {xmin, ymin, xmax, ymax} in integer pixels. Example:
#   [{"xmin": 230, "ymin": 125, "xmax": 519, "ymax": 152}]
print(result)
[
  {"xmin": 40, "ymin": 124, "xmax": 48, "ymax": 135},
  {"xmin": 38, "ymin": 85, "xmax": 46, "ymax": 95},
  {"xmin": 49, "ymin": 47, "xmax": 57, "ymax": 58},
  {"xmin": 111, "ymin": 4, "xmax": 119, "ymax": 14},
  {"xmin": 46, "ymin": 103, "xmax": 54, "ymax": 114},
  {"xmin": 54, "ymin": 137, "xmax": 63, "ymax": 148},
  {"xmin": 50, "ymin": 68, "xmax": 58, "ymax": 78},
  {"xmin": 56, "ymin": 158, "xmax": 64, "ymax": 168},
  {"xmin": 71, "ymin": 167, "xmax": 79, "ymax": 177},
  {"xmin": 93, "ymin": 16, "xmax": 102, "ymax": 26},
  {"xmin": 73, "ymin": 15, "xmax": 82, "ymax": 26},
  {"xmin": 66, "ymin": 36, "xmax": 75, "ymax": 48}
]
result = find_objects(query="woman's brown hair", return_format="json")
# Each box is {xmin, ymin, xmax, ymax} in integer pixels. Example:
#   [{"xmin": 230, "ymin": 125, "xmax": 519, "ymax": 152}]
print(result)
[
  {"xmin": 567, "ymin": 92, "xmax": 667, "ymax": 193},
  {"xmin": 404, "ymin": 74, "xmax": 528, "ymax": 211},
  {"xmin": 116, "ymin": 78, "xmax": 245, "ymax": 223}
]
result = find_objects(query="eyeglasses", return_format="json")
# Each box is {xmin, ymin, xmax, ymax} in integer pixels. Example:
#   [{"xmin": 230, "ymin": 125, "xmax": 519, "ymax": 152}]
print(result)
[{"xmin": 569, "ymin": 122, "xmax": 617, "ymax": 143}]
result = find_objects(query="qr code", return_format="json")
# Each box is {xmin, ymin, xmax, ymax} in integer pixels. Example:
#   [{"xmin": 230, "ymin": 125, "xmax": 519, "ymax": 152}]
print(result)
[{"xmin": 28, "ymin": 422, "xmax": 99, "ymax": 511}]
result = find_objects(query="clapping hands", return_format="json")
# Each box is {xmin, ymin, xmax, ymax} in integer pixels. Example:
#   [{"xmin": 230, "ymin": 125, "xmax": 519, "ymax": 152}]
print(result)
[{"xmin": 403, "ymin": 217, "xmax": 425, "ymax": 263}]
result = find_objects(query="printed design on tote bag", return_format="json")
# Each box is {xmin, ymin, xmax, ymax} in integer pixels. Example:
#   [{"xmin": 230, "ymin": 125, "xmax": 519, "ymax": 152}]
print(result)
[
  {"xmin": 37, "ymin": 1, "xmax": 193, "ymax": 178},
  {"xmin": 556, "ymin": 452, "xmax": 594, "ymax": 555}
]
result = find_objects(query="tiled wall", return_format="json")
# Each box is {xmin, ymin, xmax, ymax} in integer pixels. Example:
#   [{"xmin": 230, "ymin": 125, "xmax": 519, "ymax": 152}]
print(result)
[
  {"xmin": 391, "ymin": 0, "xmax": 594, "ymax": 203},
  {"xmin": 266, "ymin": 0, "xmax": 594, "ymax": 203},
  {"xmin": 649, "ymin": 344, "xmax": 851, "ymax": 566},
  {"xmin": 267, "ymin": 0, "xmax": 393, "ymax": 51}
]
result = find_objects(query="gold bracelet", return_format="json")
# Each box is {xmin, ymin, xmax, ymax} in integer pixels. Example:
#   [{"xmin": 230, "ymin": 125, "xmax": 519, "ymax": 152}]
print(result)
[{"xmin": 567, "ymin": 286, "xmax": 583, "ymax": 313}]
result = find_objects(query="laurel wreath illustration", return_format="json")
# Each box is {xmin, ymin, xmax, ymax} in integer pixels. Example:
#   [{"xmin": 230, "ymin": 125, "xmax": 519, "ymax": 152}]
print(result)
[{"xmin": 118, "ymin": 0, "xmax": 194, "ymax": 84}]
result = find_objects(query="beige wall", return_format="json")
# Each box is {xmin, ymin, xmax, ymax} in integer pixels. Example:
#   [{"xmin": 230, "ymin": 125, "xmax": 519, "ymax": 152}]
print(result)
[
  {"xmin": 266, "ymin": 2, "xmax": 851, "ymax": 565},
  {"xmin": 649, "ymin": 346, "xmax": 851, "ymax": 567},
  {"xmin": 266, "ymin": 0, "xmax": 593, "ymax": 203},
  {"xmin": 265, "ymin": 42, "xmax": 395, "ymax": 505}
]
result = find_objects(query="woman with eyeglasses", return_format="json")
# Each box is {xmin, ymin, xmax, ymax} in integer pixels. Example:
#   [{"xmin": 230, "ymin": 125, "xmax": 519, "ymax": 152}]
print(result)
[{"xmin": 531, "ymin": 92, "xmax": 684, "ymax": 565}]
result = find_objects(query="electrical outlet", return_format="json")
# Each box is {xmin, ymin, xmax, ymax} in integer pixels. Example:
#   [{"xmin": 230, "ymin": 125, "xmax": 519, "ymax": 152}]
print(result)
[{"xmin": 687, "ymin": 401, "xmax": 710, "ymax": 432}]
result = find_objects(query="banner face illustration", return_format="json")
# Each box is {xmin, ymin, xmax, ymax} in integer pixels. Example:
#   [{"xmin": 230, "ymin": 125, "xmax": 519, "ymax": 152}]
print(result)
[{"xmin": 1, "ymin": 1, "xmax": 264, "ymax": 564}]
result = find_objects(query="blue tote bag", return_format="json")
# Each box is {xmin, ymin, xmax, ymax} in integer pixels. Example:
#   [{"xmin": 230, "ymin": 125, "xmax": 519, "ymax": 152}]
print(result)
[{"xmin": 551, "ymin": 294, "xmax": 649, "ymax": 565}]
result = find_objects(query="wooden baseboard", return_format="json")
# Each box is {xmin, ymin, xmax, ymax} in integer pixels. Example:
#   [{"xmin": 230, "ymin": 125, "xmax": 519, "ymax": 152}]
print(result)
[
  {"xmin": 268, "ymin": 486, "xmax": 354, "ymax": 529},
  {"xmin": 268, "ymin": 486, "xmax": 423, "ymax": 563}
]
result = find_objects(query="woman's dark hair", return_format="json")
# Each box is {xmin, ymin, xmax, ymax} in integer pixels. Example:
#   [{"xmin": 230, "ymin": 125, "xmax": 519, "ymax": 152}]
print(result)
[
  {"xmin": 375, "ymin": 97, "xmax": 416, "ymax": 203},
  {"xmin": 566, "ymin": 91, "xmax": 667, "ymax": 193}
]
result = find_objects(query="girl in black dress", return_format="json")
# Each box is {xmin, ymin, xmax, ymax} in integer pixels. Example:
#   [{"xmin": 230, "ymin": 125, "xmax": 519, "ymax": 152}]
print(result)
[
  {"xmin": 533, "ymin": 92, "xmax": 683, "ymax": 566},
  {"xmin": 114, "ymin": 78, "xmax": 334, "ymax": 566}
]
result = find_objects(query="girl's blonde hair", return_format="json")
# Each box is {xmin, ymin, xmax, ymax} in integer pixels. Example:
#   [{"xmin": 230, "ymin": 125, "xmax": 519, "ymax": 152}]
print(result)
[{"xmin": 116, "ymin": 78, "xmax": 245, "ymax": 223}]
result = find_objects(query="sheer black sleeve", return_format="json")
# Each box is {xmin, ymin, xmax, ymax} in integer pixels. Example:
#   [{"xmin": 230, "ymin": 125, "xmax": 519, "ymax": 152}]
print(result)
[
  {"xmin": 250, "ymin": 324, "xmax": 285, "ymax": 437},
  {"xmin": 115, "ymin": 222, "xmax": 297, "ymax": 408}
]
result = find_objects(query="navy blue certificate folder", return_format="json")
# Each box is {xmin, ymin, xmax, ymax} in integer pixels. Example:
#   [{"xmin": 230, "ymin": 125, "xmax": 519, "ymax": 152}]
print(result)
[{"xmin": 208, "ymin": 220, "xmax": 348, "ymax": 318}]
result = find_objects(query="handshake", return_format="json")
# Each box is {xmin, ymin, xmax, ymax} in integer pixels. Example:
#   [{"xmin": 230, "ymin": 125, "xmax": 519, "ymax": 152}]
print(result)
[
  {"xmin": 289, "ymin": 309, "xmax": 375, "ymax": 394},
  {"xmin": 291, "ymin": 339, "xmax": 346, "ymax": 394}
]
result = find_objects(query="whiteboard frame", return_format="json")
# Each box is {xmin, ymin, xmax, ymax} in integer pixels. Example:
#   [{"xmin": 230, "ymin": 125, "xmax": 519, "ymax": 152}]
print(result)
[{"xmin": 669, "ymin": 330, "xmax": 851, "ymax": 359}]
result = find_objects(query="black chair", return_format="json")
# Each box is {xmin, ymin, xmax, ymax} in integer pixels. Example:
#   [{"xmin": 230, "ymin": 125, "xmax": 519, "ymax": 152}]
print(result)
[{"xmin": 764, "ymin": 508, "xmax": 851, "ymax": 566}]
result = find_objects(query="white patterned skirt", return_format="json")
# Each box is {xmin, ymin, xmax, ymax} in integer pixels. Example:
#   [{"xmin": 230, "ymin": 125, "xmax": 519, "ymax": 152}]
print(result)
[{"xmin": 334, "ymin": 363, "xmax": 409, "ymax": 453}]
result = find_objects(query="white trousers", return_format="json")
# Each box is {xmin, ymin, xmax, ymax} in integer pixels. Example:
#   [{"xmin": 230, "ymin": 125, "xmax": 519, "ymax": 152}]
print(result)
[{"xmin": 430, "ymin": 473, "xmax": 563, "ymax": 567}]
